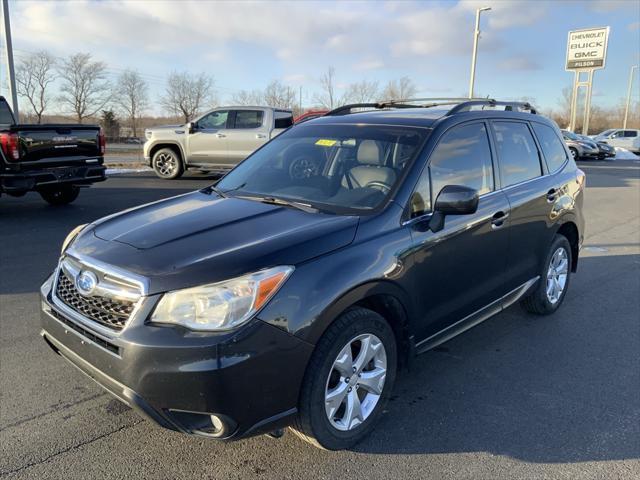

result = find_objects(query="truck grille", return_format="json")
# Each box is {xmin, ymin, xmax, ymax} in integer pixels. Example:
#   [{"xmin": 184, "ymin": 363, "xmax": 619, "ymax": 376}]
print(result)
[{"xmin": 55, "ymin": 269, "xmax": 135, "ymax": 331}]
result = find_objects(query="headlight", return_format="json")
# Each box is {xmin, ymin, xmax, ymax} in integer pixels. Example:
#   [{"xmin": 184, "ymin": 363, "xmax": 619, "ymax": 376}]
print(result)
[
  {"xmin": 61, "ymin": 224, "xmax": 88, "ymax": 254},
  {"xmin": 151, "ymin": 266, "xmax": 294, "ymax": 331}
]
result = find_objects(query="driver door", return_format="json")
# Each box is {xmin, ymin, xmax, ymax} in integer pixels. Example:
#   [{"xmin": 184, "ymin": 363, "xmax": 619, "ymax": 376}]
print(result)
[
  {"xmin": 187, "ymin": 110, "xmax": 230, "ymax": 165},
  {"xmin": 405, "ymin": 121, "xmax": 511, "ymax": 341}
]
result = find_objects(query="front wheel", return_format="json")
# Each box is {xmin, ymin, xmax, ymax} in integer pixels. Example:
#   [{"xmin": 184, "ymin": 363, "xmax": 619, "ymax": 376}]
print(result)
[
  {"xmin": 39, "ymin": 185, "xmax": 80, "ymax": 205},
  {"xmin": 291, "ymin": 307, "xmax": 397, "ymax": 450},
  {"xmin": 521, "ymin": 235, "xmax": 572, "ymax": 315},
  {"xmin": 152, "ymin": 148, "xmax": 184, "ymax": 179},
  {"xmin": 569, "ymin": 147, "xmax": 579, "ymax": 161}
]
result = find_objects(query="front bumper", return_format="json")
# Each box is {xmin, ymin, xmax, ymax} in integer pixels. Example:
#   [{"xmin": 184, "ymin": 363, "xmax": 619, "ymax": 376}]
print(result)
[
  {"xmin": 1, "ymin": 162, "xmax": 106, "ymax": 193},
  {"xmin": 40, "ymin": 278, "xmax": 314, "ymax": 440}
]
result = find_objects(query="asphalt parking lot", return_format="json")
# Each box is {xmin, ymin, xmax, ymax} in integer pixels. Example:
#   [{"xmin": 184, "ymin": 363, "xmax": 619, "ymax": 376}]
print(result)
[{"xmin": 1, "ymin": 160, "xmax": 639, "ymax": 480}]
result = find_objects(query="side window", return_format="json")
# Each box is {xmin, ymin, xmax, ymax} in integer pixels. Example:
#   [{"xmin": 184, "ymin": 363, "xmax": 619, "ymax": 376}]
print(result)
[
  {"xmin": 493, "ymin": 121, "xmax": 542, "ymax": 187},
  {"xmin": 233, "ymin": 110, "xmax": 264, "ymax": 129},
  {"xmin": 409, "ymin": 170, "xmax": 431, "ymax": 218},
  {"xmin": 624, "ymin": 130, "xmax": 638, "ymax": 138},
  {"xmin": 611, "ymin": 130, "xmax": 624, "ymax": 138},
  {"xmin": 531, "ymin": 123, "xmax": 568, "ymax": 172},
  {"xmin": 429, "ymin": 122, "xmax": 494, "ymax": 200},
  {"xmin": 198, "ymin": 110, "xmax": 228, "ymax": 129},
  {"xmin": 274, "ymin": 111, "xmax": 294, "ymax": 129}
]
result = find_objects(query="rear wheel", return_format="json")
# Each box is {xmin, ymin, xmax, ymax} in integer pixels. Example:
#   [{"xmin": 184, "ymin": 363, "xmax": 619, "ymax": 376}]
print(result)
[
  {"xmin": 521, "ymin": 235, "xmax": 572, "ymax": 315},
  {"xmin": 152, "ymin": 148, "xmax": 183, "ymax": 179},
  {"xmin": 291, "ymin": 307, "xmax": 397, "ymax": 450},
  {"xmin": 39, "ymin": 185, "xmax": 80, "ymax": 205}
]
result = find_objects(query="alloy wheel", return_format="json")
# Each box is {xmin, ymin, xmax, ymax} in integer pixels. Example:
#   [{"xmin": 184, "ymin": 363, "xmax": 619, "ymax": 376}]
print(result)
[
  {"xmin": 546, "ymin": 247, "xmax": 569, "ymax": 304},
  {"xmin": 324, "ymin": 333, "xmax": 387, "ymax": 431},
  {"xmin": 155, "ymin": 152, "xmax": 177, "ymax": 176}
]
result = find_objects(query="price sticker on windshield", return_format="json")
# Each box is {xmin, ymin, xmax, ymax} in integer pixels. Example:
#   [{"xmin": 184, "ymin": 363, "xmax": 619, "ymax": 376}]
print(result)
[{"xmin": 315, "ymin": 139, "xmax": 337, "ymax": 147}]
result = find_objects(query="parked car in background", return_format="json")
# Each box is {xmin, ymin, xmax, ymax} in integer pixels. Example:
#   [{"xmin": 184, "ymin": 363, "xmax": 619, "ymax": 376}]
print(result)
[
  {"xmin": 41, "ymin": 98, "xmax": 585, "ymax": 450},
  {"xmin": 144, "ymin": 106, "xmax": 294, "ymax": 179},
  {"xmin": 294, "ymin": 110, "xmax": 329, "ymax": 124},
  {"xmin": 575, "ymin": 133, "xmax": 615, "ymax": 159},
  {"xmin": 124, "ymin": 137, "xmax": 143, "ymax": 144},
  {"xmin": 0, "ymin": 96, "xmax": 106, "ymax": 205},
  {"xmin": 561, "ymin": 130, "xmax": 599, "ymax": 160},
  {"xmin": 590, "ymin": 129, "xmax": 640, "ymax": 154}
]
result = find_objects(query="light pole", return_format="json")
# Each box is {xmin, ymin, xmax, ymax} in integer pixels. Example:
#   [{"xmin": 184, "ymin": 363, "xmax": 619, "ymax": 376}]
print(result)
[
  {"xmin": 1, "ymin": 0, "xmax": 19, "ymax": 120},
  {"xmin": 623, "ymin": 65, "xmax": 638, "ymax": 129},
  {"xmin": 468, "ymin": 6, "xmax": 491, "ymax": 99}
]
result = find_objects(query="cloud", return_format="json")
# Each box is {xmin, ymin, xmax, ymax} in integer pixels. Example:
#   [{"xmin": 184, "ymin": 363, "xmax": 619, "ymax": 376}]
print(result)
[
  {"xmin": 587, "ymin": 0, "xmax": 631, "ymax": 13},
  {"xmin": 629, "ymin": 21, "xmax": 640, "ymax": 31},
  {"xmin": 498, "ymin": 56, "xmax": 542, "ymax": 71},
  {"xmin": 354, "ymin": 59, "xmax": 385, "ymax": 71}
]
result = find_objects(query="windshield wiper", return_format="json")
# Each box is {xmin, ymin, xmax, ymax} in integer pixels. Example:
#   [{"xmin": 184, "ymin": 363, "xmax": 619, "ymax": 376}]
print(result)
[
  {"xmin": 201, "ymin": 185, "xmax": 228, "ymax": 198},
  {"xmin": 236, "ymin": 194, "xmax": 319, "ymax": 213}
]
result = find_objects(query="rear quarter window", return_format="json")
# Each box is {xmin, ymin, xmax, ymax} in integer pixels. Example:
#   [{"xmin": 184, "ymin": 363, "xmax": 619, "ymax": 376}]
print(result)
[{"xmin": 531, "ymin": 123, "xmax": 568, "ymax": 173}]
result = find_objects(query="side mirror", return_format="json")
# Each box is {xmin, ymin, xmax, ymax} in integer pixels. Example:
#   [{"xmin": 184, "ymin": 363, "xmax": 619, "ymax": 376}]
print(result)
[
  {"xmin": 187, "ymin": 122, "xmax": 195, "ymax": 134},
  {"xmin": 429, "ymin": 185, "xmax": 479, "ymax": 233}
]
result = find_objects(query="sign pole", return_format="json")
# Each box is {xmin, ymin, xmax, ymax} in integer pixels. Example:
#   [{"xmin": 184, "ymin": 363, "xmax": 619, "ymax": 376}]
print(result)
[
  {"xmin": 582, "ymin": 70, "xmax": 594, "ymax": 135},
  {"xmin": 569, "ymin": 71, "xmax": 579, "ymax": 132},
  {"xmin": 623, "ymin": 65, "xmax": 638, "ymax": 129}
]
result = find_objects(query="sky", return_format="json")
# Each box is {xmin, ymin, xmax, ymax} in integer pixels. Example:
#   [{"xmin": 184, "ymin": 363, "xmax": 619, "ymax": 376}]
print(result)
[{"xmin": 3, "ymin": 0, "xmax": 640, "ymax": 116}]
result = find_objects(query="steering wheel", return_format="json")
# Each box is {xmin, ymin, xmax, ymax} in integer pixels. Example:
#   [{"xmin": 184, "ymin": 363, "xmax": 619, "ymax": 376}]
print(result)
[
  {"xmin": 365, "ymin": 181, "xmax": 391, "ymax": 194},
  {"xmin": 289, "ymin": 156, "xmax": 320, "ymax": 180}
]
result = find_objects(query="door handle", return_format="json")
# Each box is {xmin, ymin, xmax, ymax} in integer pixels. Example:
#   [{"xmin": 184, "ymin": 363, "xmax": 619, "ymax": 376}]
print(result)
[
  {"xmin": 215, "ymin": 133, "xmax": 226, "ymax": 138},
  {"xmin": 255, "ymin": 133, "xmax": 267, "ymax": 139},
  {"xmin": 491, "ymin": 211, "xmax": 509, "ymax": 230},
  {"xmin": 546, "ymin": 188, "xmax": 558, "ymax": 203}
]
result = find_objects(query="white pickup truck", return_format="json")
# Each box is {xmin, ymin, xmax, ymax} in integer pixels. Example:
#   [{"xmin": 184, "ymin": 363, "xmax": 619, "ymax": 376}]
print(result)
[{"xmin": 144, "ymin": 106, "xmax": 293, "ymax": 179}]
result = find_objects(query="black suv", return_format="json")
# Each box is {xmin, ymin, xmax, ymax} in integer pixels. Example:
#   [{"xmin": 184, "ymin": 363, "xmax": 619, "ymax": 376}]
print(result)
[{"xmin": 40, "ymin": 99, "xmax": 585, "ymax": 450}]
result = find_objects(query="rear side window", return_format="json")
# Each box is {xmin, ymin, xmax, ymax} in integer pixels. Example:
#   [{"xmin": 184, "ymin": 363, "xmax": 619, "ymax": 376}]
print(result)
[
  {"xmin": 233, "ymin": 110, "xmax": 264, "ymax": 129},
  {"xmin": 493, "ymin": 122, "xmax": 542, "ymax": 187},
  {"xmin": 532, "ymin": 123, "xmax": 568, "ymax": 172},
  {"xmin": 428, "ymin": 122, "xmax": 494, "ymax": 200},
  {"xmin": 624, "ymin": 130, "xmax": 638, "ymax": 138},
  {"xmin": 275, "ymin": 111, "xmax": 293, "ymax": 129}
]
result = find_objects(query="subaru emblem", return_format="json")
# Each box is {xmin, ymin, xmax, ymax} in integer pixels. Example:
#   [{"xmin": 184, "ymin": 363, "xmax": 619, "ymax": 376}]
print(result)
[{"xmin": 76, "ymin": 270, "xmax": 98, "ymax": 296}]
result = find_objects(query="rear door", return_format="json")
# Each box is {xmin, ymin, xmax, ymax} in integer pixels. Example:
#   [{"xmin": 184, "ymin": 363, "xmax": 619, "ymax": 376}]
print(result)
[
  {"xmin": 490, "ymin": 120, "xmax": 556, "ymax": 291},
  {"xmin": 623, "ymin": 130, "xmax": 639, "ymax": 151},
  {"xmin": 224, "ymin": 109, "xmax": 267, "ymax": 165},
  {"xmin": 186, "ymin": 110, "xmax": 230, "ymax": 165}
]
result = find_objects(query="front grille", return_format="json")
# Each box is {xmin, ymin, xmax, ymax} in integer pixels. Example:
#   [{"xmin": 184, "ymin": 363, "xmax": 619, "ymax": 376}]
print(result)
[{"xmin": 55, "ymin": 270, "xmax": 135, "ymax": 331}]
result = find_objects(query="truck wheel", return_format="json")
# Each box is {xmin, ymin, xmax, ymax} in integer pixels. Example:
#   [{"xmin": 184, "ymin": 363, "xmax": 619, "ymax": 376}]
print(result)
[
  {"xmin": 521, "ymin": 235, "xmax": 572, "ymax": 315},
  {"xmin": 39, "ymin": 185, "xmax": 80, "ymax": 205},
  {"xmin": 152, "ymin": 148, "xmax": 184, "ymax": 179},
  {"xmin": 291, "ymin": 307, "xmax": 397, "ymax": 450}
]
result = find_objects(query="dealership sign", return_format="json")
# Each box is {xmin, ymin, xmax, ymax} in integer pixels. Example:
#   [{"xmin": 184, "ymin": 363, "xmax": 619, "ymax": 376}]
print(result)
[{"xmin": 566, "ymin": 27, "xmax": 610, "ymax": 70}]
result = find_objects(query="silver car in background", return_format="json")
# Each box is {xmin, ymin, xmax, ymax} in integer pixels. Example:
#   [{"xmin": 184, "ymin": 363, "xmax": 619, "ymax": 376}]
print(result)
[
  {"xmin": 144, "ymin": 106, "xmax": 293, "ymax": 179},
  {"xmin": 561, "ymin": 130, "xmax": 600, "ymax": 160},
  {"xmin": 590, "ymin": 129, "xmax": 640, "ymax": 154}
]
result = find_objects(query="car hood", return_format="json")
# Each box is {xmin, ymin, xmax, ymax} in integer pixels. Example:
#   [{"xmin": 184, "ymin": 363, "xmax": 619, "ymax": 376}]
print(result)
[{"xmin": 71, "ymin": 190, "xmax": 359, "ymax": 294}]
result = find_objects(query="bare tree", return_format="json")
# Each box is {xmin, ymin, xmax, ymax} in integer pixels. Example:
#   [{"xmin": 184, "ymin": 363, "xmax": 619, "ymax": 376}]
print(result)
[
  {"xmin": 263, "ymin": 80, "xmax": 297, "ymax": 109},
  {"xmin": 115, "ymin": 70, "xmax": 148, "ymax": 138},
  {"xmin": 58, "ymin": 53, "xmax": 111, "ymax": 123},
  {"xmin": 313, "ymin": 67, "xmax": 338, "ymax": 109},
  {"xmin": 232, "ymin": 89, "xmax": 264, "ymax": 106},
  {"xmin": 160, "ymin": 72, "xmax": 215, "ymax": 122},
  {"xmin": 342, "ymin": 80, "xmax": 379, "ymax": 104},
  {"xmin": 15, "ymin": 50, "xmax": 57, "ymax": 123},
  {"xmin": 381, "ymin": 77, "xmax": 417, "ymax": 101}
]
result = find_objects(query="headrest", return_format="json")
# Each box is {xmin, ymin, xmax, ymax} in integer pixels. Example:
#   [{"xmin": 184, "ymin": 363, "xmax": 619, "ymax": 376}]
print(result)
[{"xmin": 357, "ymin": 140, "xmax": 382, "ymax": 166}]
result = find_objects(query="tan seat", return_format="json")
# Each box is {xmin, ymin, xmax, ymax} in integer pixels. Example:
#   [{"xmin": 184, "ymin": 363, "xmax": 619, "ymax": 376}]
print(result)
[{"xmin": 342, "ymin": 140, "xmax": 396, "ymax": 191}]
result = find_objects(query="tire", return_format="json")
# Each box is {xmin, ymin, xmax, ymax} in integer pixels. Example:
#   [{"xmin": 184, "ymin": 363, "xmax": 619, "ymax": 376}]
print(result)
[
  {"xmin": 569, "ymin": 147, "xmax": 579, "ymax": 161},
  {"xmin": 39, "ymin": 185, "xmax": 80, "ymax": 205},
  {"xmin": 291, "ymin": 307, "xmax": 397, "ymax": 450},
  {"xmin": 521, "ymin": 235, "xmax": 572, "ymax": 315},
  {"xmin": 152, "ymin": 148, "xmax": 184, "ymax": 179}
]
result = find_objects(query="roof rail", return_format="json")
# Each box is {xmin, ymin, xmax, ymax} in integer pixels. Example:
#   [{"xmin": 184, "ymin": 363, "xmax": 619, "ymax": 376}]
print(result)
[
  {"xmin": 447, "ymin": 99, "xmax": 537, "ymax": 115},
  {"xmin": 324, "ymin": 98, "xmax": 538, "ymax": 117}
]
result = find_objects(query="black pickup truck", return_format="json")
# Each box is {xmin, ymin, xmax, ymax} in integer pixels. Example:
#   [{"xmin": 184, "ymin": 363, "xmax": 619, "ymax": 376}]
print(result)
[{"xmin": 0, "ymin": 96, "xmax": 106, "ymax": 205}]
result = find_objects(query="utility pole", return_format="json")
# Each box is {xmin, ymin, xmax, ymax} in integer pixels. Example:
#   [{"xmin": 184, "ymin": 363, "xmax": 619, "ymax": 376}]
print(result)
[
  {"xmin": 299, "ymin": 85, "xmax": 302, "ymax": 115},
  {"xmin": 468, "ymin": 6, "xmax": 491, "ymax": 99},
  {"xmin": 623, "ymin": 65, "xmax": 638, "ymax": 129},
  {"xmin": 1, "ymin": 0, "xmax": 18, "ymax": 120}
]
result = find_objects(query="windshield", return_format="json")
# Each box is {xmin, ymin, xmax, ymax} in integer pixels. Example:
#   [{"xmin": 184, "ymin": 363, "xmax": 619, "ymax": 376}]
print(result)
[
  {"xmin": 598, "ymin": 129, "xmax": 615, "ymax": 137},
  {"xmin": 563, "ymin": 130, "xmax": 580, "ymax": 141},
  {"xmin": 217, "ymin": 124, "xmax": 429, "ymax": 214}
]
